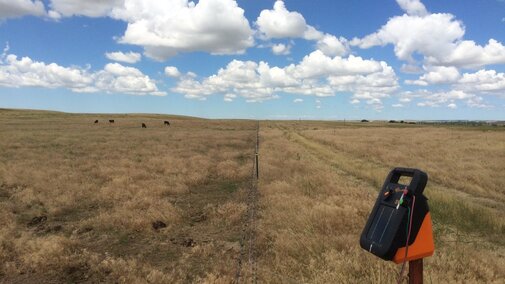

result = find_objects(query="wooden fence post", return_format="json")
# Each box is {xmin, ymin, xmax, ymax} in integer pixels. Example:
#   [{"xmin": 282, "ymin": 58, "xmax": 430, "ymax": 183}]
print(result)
[{"xmin": 409, "ymin": 259, "xmax": 423, "ymax": 284}]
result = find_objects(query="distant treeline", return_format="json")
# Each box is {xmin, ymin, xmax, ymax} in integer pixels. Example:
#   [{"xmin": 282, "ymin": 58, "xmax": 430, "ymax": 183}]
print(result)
[
  {"xmin": 359, "ymin": 120, "xmax": 505, "ymax": 127},
  {"xmin": 420, "ymin": 121, "xmax": 505, "ymax": 127}
]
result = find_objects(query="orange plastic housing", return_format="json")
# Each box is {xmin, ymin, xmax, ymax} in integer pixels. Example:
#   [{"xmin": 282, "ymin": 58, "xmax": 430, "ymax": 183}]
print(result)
[{"xmin": 393, "ymin": 212, "xmax": 435, "ymax": 264}]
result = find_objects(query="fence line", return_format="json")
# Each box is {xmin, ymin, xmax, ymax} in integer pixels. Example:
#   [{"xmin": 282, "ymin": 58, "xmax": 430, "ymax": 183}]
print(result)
[{"xmin": 235, "ymin": 121, "xmax": 259, "ymax": 284}]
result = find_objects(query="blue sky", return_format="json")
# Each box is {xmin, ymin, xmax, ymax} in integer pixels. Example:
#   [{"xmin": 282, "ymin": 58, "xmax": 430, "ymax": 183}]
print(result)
[{"xmin": 1, "ymin": 0, "xmax": 505, "ymax": 120}]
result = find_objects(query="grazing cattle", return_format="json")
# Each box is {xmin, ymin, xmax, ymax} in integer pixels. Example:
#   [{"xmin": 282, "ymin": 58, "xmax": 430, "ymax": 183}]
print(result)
[
  {"xmin": 94, "ymin": 120, "xmax": 99, "ymax": 124},
  {"xmin": 109, "ymin": 119, "xmax": 114, "ymax": 123},
  {"xmin": 164, "ymin": 120, "xmax": 170, "ymax": 126},
  {"xmin": 361, "ymin": 119, "xmax": 369, "ymax": 123},
  {"xmin": 142, "ymin": 123, "xmax": 147, "ymax": 128}
]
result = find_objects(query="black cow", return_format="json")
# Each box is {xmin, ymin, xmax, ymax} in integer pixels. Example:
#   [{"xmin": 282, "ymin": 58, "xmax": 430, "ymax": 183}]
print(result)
[
  {"xmin": 164, "ymin": 120, "xmax": 170, "ymax": 126},
  {"xmin": 142, "ymin": 123, "xmax": 147, "ymax": 128},
  {"xmin": 109, "ymin": 120, "xmax": 115, "ymax": 123},
  {"xmin": 94, "ymin": 120, "xmax": 99, "ymax": 124}
]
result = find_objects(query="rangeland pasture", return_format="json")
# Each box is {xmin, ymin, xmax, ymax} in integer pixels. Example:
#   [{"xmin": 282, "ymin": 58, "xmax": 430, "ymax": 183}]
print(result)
[
  {"xmin": 1, "ymin": 109, "xmax": 504, "ymax": 283},
  {"xmin": 257, "ymin": 121, "xmax": 505, "ymax": 283},
  {"xmin": 0, "ymin": 109, "xmax": 256, "ymax": 283}
]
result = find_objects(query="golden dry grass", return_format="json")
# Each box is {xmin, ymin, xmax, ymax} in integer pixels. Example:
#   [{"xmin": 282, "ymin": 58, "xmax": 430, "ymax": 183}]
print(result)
[
  {"xmin": 256, "ymin": 121, "xmax": 505, "ymax": 283},
  {"xmin": 1, "ymin": 110, "xmax": 504, "ymax": 283},
  {"xmin": 0, "ymin": 109, "xmax": 256, "ymax": 283}
]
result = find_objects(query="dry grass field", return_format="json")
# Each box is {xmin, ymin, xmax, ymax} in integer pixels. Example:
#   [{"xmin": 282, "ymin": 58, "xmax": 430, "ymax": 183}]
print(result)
[
  {"xmin": 0, "ymin": 109, "xmax": 257, "ymax": 283},
  {"xmin": 1, "ymin": 109, "xmax": 504, "ymax": 283},
  {"xmin": 256, "ymin": 121, "xmax": 505, "ymax": 283}
]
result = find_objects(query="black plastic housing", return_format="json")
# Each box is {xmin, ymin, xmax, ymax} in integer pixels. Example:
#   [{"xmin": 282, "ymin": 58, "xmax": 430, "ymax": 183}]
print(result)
[{"xmin": 360, "ymin": 168, "xmax": 429, "ymax": 260}]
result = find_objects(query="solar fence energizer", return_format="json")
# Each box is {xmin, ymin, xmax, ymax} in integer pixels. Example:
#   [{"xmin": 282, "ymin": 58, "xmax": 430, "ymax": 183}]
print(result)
[{"xmin": 360, "ymin": 168, "xmax": 434, "ymax": 283}]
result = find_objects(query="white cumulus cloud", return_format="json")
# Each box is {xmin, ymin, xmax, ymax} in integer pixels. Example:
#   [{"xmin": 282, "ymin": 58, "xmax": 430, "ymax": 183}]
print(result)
[
  {"xmin": 110, "ymin": 0, "xmax": 254, "ymax": 60},
  {"xmin": 95, "ymin": 63, "xmax": 164, "ymax": 95},
  {"xmin": 7, "ymin": 1, "xmax": 254, "ymax": 60},
  {"xmin": 328, "ymin": 62, "xmax": 399, "ymax": 107},
  {"xmin": 271, "ymin": 43, "xmax": 291, "ymax": 55},
  {"xmin": 293, "ymin": 50, "xmax": 383, "ymax": 78},
  {"xmin": 171, "ymin": 50, "xmax": 397, "ymax": 105},
  {"xmin": 352, "ymin": 13, "xmax": 464, "ymax": 63},
  {"xmin": 0, "ymin": 54, "xmax": 93, "ymax": 91},
  {"xmin": 427, "ymin": 39, "xmax": 505, "ymax": 69},
  {"xmin": 105, "ymin": 51, "xmax": 141, "ymax": 64},
  {"xmin": 405, "ymin": 67, "xmax": 505, "ymax": 104},
  {"xmin": 415, "ymin": 90, "xmax": 488, "ymax": 108},
  {"xmin": 406, "ymin": 66, "xmax": 461, "ymax": 85},
  {"xmin": 49, "ymin": 0, "xmax": 123, "ymax": 17},
  {"xmin": 256, "ymin": 1, "xmax": 348, "ymax": 56},
  {"xmin": 316, "ymin": 34, "xmax": 349, "ymax": 57},
  {"xmin": 456, "ymin": 69, "xmax": 505, "ymax": 95},
  {"xmin": 0, "ymin": 0, "xmax": 46, "ymax": 19},
  {"xmin": 396, "ymin": 0, "xmax": 428, "ymax": 16},
  {"xmin": 352, "ymin": 1, "xmax": 505, "ymax": 69},
  {"xmin": 164, "ymin": 66, "xmax": 181, "ymax": 78},
  {"xmin": 224, "ymin": 93, "xmax": 236, "ymax": 102},
  {"xmin": 256, "ymin": 0, "xmax": 311, "ymax": 39},
  {"xmin": 0, "ymin": 53, "xmax": 164, "ymax": 96}
]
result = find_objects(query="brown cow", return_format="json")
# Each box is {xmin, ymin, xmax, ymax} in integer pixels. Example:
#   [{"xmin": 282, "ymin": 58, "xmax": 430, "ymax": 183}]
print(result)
[
  {"xmin": 94, "ymin": 120, "xmax": 99, "ymax": 124},
  {"xmin": 142, "ymin": 123, "xmax": 147, "ymax": 128},
  {"xmin": 164, "ymin": 120, "xmax": 170, "ymax": 126},
  {"xmin": 109, "ymin": 119, "xmax": 114, "ymax": 123}
]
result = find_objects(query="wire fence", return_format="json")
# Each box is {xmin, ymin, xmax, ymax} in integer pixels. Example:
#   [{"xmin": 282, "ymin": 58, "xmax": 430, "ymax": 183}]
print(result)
[{"xmin": 235, "ymin": 121, "xmax": 259, "ymax": 284}]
